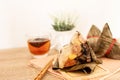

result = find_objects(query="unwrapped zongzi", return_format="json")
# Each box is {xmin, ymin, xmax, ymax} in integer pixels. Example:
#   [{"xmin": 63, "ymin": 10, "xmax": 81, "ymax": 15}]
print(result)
[{"xmin": 53, "ymin": 31, "xmax": 102, "ymax": 74}]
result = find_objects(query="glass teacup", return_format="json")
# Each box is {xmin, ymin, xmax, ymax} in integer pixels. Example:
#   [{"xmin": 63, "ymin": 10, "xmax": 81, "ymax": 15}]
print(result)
[{"xmin": 27, "ymin": 34, "xmax": 51, "ymax": 58}]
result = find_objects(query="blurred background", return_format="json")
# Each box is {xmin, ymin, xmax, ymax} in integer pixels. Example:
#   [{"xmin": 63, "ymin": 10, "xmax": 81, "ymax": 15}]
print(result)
[{"xmin": 0, "ymin": 0, "xmax": 119, "ymax": 49}]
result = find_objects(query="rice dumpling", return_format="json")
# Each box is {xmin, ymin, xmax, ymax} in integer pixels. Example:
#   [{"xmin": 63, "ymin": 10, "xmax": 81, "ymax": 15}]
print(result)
[
  {"xmin": 87, "ymin": 25, "xmax": 101, "ymax": 51},
  {"xmin": 95, "ymin": 23, "xmax": 120, "ymax": 59},
  {"xmin": 53, "ymin": 31, "xmax": 102, "ymax": 74}
]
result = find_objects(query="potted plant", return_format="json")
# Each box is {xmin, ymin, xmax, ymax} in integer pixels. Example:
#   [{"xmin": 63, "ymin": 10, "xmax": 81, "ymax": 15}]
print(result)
[
  {"xmin": 52, "ymin": 14, "xmax": 76, "ymax": 31},
  {"xmin": 51, "ymin": 14, "xmax": 77, "ymax": 50}
]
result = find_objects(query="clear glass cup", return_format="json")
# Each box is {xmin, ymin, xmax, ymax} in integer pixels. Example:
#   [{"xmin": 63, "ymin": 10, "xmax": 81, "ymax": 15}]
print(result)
[{"xmin": 27, "ymin": 33, "xmax": 51, "ymax": 58}]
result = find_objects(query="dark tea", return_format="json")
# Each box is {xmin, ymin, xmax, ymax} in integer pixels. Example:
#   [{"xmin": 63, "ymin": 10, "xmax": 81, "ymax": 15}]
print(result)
[{"xmin": 28, "ymin": 38, "xmax": 50, "ymax": 55}]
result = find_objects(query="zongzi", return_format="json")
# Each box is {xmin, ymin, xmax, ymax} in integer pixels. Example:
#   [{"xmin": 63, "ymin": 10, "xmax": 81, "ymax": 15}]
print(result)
[
  {"xmin": 87, "ymin": 25, "xmax": 101, "ymax": 51},
  {"xmin": 95, "ymin": 23, "xmax": 120, "ymax": 59},
  {"xmin": 53, "ymin": 31, "xmax": 102, "ymax": 74}
]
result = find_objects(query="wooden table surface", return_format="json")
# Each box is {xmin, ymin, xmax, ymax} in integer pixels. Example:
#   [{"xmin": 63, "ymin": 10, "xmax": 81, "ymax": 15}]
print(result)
[
  {"xmin": 0, "ymin": 47, "xmax": 61, "ymax": 80},
  {"xmin": 0, "ymin": 47, "xmax": 120, "ymax": 80}
]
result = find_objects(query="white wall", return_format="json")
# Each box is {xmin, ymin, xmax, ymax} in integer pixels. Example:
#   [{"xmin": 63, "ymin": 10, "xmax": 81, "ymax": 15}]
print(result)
[{"xmin": 0, "ymin": 0, "xmax": 119, "ymax": 49}]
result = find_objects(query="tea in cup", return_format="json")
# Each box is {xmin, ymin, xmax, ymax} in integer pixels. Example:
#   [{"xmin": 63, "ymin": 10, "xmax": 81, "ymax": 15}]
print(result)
[{"xmin": 27, "ymin": 36, "xmax": 51, "ymax": 58}]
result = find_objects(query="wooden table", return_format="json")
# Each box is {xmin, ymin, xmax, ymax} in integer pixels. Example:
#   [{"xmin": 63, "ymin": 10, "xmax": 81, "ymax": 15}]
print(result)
[
  {"xmin": 0, "ymin": 47, "xmax": 61, "ymax": 80},
  {"xmin": 0, "ymin": 47, "xmax": 120, "ymax": 80}
]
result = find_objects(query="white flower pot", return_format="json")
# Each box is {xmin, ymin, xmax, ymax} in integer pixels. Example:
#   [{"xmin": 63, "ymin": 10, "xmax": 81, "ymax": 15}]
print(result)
[{"xmin": 52, "ymin": 29, "xmax": 76, "ymax": 51}]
